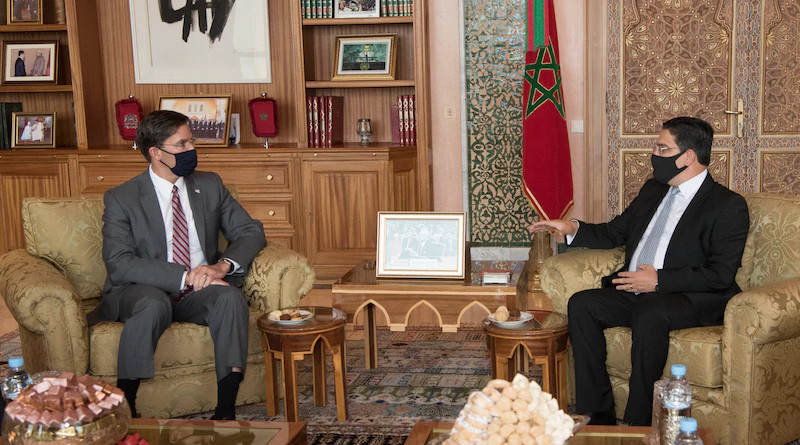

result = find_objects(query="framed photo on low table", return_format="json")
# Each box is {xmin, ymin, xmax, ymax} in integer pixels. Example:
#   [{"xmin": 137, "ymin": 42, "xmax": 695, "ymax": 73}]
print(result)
[{"xmin": 376, "ymin": 212, "xmax": 466, "ymax": 279}]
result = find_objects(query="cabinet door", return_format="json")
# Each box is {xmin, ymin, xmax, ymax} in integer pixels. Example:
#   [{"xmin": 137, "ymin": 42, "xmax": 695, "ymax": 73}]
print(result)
[
  {"xmin": 0, "ymin": 160, "xmax": 71, "ymax": 253},
  {"xmin": 302, "ymin": 158, "xmax": 391, "ymax": 266}
]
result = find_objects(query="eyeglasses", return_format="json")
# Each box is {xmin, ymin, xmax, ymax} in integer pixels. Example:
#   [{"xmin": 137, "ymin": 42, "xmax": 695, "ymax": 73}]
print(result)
[
  {"xmin": 161, "ymin": 138, "xmax": 196, "ymax": 150},
  {"xmin": 653, "ymin": 144, "xmax": 681, "ymax": 155}
]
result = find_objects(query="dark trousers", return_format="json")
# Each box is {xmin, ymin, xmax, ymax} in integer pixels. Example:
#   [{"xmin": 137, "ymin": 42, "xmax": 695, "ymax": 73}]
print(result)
[{"xmin": 568, "ymin": 287, "xmax": 702, "ymax": 425}]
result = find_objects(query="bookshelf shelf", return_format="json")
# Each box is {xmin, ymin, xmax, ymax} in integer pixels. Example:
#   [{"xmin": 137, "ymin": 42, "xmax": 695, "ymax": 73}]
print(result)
[
  {"xmin": 302, "ymin": 17, "xmax": 413, "ymax": 26},
  {"xmin": 305, "ymin": 80, "xmax": 415, "ymax": 89},
  {"xmin": 0, "ymin": 84, "xmax": 73, "ymax": 93},
  {"xmin": 0, "ymin": 24, "xmax": 68, "ymax": 32}
]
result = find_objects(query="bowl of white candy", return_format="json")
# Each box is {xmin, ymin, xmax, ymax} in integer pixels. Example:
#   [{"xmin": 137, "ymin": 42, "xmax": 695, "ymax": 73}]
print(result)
[{"xmin": 441, "ymin": 374, "xmax": 587, "ymax": 445}]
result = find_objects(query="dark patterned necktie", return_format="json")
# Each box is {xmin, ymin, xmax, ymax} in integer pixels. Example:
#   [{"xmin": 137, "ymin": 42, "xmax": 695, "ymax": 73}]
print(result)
[{"xmin": 172, "ymin": 185, "xmax": 192, "ymax": 301}]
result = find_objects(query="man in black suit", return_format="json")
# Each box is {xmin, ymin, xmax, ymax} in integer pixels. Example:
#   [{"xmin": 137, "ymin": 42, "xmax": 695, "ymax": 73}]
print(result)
[
  {"xmin": 88, "ymin": 110, "xmax": 266, "ymax": 420},
  {"xmin": 529, "ymin": 116, "xmax": 749, "ymax": 426}
]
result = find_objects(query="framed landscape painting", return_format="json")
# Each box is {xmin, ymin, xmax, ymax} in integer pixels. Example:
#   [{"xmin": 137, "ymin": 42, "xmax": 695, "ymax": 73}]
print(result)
[
  {"xmin": 159, "ymin": 95, "xmax": 232, "ymax": 147},
  {"xmin": 376, "ymin": 212, "xmax": 466, "ymax": 279},
  {"xmin": 332, "ymin": 34, "xmax": 396, "ymax": 81}
]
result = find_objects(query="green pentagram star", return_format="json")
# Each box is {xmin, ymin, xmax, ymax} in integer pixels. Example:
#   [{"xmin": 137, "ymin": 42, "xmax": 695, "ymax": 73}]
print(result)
[
  {"xmin": 523, "ymin": 43, "xmax": 565, "ymax": 119},
  {"xmin": 259, "ymin": 112, "xmax": 269, "ymax": 121}
]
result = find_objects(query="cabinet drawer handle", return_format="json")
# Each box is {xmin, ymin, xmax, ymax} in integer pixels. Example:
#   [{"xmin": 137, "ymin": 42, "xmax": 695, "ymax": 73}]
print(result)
[
  {"xmin": 267, "ymin": 174, "xmax": 274, "ymax": 181},
  {"xmin": 97, "ymin": 176, "xmax": 104, "ymax": 181},
  {"xmin": 269, "ymin": 210, "xmax": 275, "ymax": 216},
  {"xmin": 313, "ymin": 153, "xmax": 318, "ymax": 157}
]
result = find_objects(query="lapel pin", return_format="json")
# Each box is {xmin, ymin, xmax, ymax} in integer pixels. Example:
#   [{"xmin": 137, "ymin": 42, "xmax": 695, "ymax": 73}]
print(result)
[{"xmin": 194, "ymin": 188, "xmax": 200, "ymax": 194}]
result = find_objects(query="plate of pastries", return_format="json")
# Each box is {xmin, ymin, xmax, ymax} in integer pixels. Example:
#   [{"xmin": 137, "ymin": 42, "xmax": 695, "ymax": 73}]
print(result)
[
  {"xmin": 267, "ymin": 308, "xmax": 314, "ymax": 324},
  {"xmin": 488, "ymin": 306, "xmax": 533, "ymax": 327}
]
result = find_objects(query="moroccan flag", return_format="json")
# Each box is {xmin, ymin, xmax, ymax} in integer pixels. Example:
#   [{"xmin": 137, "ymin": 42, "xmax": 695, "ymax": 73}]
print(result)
[{"xmin": 522, "ymin": 0, "xmax": 573, "ymax": 220}]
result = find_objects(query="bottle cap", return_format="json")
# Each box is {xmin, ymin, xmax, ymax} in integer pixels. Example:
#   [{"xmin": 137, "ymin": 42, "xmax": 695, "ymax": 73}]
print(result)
[
  {"xmin": 680, "ymin": 417, "xmax": 698, "ymax": 433},
  {"xmin": 671, "ymin": 364, "xmax": 686, "ymax": 377},
  {"xmin": 8, "ymin": 356, "xmax": 23, "ymax": 368}
]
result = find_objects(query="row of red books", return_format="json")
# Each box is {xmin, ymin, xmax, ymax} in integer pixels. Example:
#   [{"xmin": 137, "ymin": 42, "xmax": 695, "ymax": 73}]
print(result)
[
  {"xmin": 306, "ymin": 96, "xmax": 343, "ymax": 147},
  {"xmin": 391, "ymin": 95, "xmax": 416, "ymax": 146}
]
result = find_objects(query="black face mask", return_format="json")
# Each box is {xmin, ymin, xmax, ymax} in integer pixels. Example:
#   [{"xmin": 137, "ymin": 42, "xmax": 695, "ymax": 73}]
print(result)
[
  {"xmin": 651, "ymin": 151, "xmax": 687, "ymax": 184},
  {"xmin": 159, "ymin": 148, "xmax": 197, "ymax": 177}
]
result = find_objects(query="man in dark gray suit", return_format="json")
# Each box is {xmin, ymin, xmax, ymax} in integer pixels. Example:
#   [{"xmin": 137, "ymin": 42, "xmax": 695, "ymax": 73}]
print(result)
[{"xmin": 88, "ymin": 110, "xmax": 266, "ymax": 420}]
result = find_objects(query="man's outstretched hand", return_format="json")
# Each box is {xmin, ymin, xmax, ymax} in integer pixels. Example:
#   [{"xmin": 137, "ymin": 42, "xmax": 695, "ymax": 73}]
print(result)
[{"xmin": 528, "ymin": 219, "xmax": 579, "ymax": 237}]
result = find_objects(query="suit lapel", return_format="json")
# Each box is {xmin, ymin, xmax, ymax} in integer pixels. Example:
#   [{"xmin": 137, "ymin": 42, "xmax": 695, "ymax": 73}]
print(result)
[
  {"xmin": 137, "ymin": 172, "xmax": 168, "ymax": 260},
  {"xmin": 668, "ymin": 174, "xmax": 715, "ymax": 251},
  {"xmin": 185, "ymin": 175, "xmax": 208, "ymax": 260}
]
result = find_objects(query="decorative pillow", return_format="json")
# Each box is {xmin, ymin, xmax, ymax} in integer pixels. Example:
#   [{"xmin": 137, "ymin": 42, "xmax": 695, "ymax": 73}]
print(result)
[{"xmin": 22, "ymin": 197, "xmax": 106, "ymax": 301}]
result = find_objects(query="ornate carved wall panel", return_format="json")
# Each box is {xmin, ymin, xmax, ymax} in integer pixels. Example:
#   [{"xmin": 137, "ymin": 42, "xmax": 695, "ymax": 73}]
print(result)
[
  {"xmin": 621, "ymin": 0, "xmax": 734, "ymax": 135},
  {"xmin": 619, "ymin": 150, "xmax": 731, "ymax": 208},
  {"xmin": 760, "ymin": 151, "xmax": 800, "ymax": 193},
  {"xmin": 761, "ymin": 1, "xmax": 800, "ymax": 135},
  {"xmin": 463, "ymin": 0, "xmax": 534, "ymax": 246}
]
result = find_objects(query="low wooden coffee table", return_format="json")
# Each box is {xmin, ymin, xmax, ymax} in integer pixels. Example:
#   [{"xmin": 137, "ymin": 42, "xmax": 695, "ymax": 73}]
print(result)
[
  {"xmin": 333, "ymin": 260, "xmax": 525, "ymax": 369},
  {"xmin": 257, "ymin": 306, "xmax": 348, "ymax": 422},
  {"xmin": 404, "ymin": 422, "xmax": 716, "ymax": 444},
  {"xmin": 129, "ymin": 418, "xmax": 306, "ymax": 445},
  {"xmin": 483, "ymin": 310, "xmax": 569, "ymax": 409}
]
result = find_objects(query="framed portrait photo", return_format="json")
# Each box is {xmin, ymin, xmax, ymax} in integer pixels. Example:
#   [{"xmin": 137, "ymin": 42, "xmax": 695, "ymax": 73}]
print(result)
[
  {"xmin": 376, "ymin": 212, "xmax": 466, "ymax": 279},
  {"xmin": 159, "ymin": 95, "xmax": 232, "ymax": 147},
  {"xmin": 333, "ymin": 0, "xmax": 380, "ymax": 18},
  {"xmin": 332, "ymin": 34, "xmax": 396, "ymax": 81},
  {"xmin": 2, "ymin": 41, "xmax": 57, "ymax": 84},
  {"xmin": 11, "ymin": 112, "xmax": 55, "ymax": 148},
  {"xmin": 7, "ymin": 0, "xmax": 42, "ymax": 24}
]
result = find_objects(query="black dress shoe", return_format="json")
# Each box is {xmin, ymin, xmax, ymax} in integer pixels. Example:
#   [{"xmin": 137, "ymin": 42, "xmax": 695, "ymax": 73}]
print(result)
[
  {"xmin": 209, "ymin": 412, "xmax": 236, "ymax": 420},
  {"xmin": 588, "ymin": 409, "xmax": 617, "ymax": 425}
]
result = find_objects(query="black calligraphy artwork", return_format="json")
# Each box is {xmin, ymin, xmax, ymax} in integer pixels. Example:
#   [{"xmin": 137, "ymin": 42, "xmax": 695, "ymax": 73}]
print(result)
[{"xmin": 158, "ymin": 0, "xmax": 236, "ymax": 43}]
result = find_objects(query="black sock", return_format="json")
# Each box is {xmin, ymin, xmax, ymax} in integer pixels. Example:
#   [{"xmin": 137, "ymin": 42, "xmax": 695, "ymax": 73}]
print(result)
[
  {"xmin": 116, "ymin": 378, "xmax": 141, "ymax": 418},
  {"xmin": 212, "ymin": 371, "xmax": 243, "ymax": 420}
]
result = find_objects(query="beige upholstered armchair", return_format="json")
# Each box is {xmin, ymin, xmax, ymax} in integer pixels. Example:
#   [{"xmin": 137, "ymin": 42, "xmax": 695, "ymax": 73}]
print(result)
[
  {"xmin": 538, "ymin": 193, "xmax": 800, "ymax": 445},
  {"xmin": 0, "ymin": 196, "xmax": 315, "ymax": 418}
]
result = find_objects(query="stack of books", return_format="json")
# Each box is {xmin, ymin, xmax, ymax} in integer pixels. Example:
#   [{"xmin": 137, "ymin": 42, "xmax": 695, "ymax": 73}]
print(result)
[
  {"xmin": 381, "ymin": 0, "xmax": 414, "ymax": 16},
  {"xmin": 390, "ymin": 95, "xmax": 416, "ymax": 146},
  {"xmin": 300, "ymin": 1, "xmax": 413, "ymax": 19},
  {"xmin": 306, "ymin": 96, "xmax": 344, "ymax": 147},
  {"xmin": 0, "ymin": 102, "xmax": 22, "ymax": 150}
]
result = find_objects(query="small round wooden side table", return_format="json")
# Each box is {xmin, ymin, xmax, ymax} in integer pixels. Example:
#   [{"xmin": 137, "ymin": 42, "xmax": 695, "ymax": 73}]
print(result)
[
  {"xmin": 257, "ymin": 306, "xmax": 348, "ymax": 422},
  {"xmin": 483, "ymin": 310, "xmax": 569, "ymax": 409}
]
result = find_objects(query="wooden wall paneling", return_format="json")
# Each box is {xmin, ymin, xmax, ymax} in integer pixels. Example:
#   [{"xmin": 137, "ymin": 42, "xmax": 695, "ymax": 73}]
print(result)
[
  {"xmin": 0, "ymin": 91, "xmax": 75, "ymax": 147},
  {"xmin": 65, "ymin": 0, "xmax": 106, "ymax": 148},
  {"xmin": 0, "ymin": 156, "xmax": 71, "ymax": 252},
  {"xmin": 307, "ymin": 86, "xmax": 414, "ymax": 144},
  {"xmin": 302, "ymin": 24, "xmax": 415, "ymax": 82},
  {"xmin": 390, "ymin": 147, "xmax": 417, "ymax": 210},
  {"xmin": 94, "ymin": 0, "xmax": 304, "ymax": 147},
  {"xmin": 584, "ymin": 0, "xmax": 608, "ymax": 222},
  {"xmin": 412, "ymin": 0, "xmax": 430, "ymax": 210}
]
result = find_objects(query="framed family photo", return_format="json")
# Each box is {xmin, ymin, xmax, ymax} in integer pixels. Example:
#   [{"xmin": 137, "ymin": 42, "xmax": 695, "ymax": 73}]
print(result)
[
  {"xmin": 159, "ymin": 95, "xmax": 232, "ymax": 147},
  {"xmin": 7, "ymin": 0, "xmax": 42, "ymax": 24},
  {"xmin": 334, "ymin": 0, "xmax": 380, "ymax": 18},
  {"xmin": 332, "ymin": 34, "xmax": 396, "ymax": 81},
  {"xmin": 2, "ymin": 41, "xmax": 57, "ymax": 84},
  {"xmin": 11, "ymin": 112, "xmax": 55, "ymax": 148},
  {"xmin": 376, "ymin": 212, "xmax": 466, "ymax": 279}
]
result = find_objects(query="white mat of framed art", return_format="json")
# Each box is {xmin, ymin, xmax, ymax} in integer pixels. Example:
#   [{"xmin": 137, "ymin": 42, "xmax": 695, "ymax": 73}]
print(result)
[{"xmin": 376, "ymin": 212, "xmax": 466, "ymax": 279}]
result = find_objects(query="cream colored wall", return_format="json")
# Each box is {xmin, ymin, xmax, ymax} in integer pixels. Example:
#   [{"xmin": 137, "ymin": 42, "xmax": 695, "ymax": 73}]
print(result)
[{"xmin": 429, "ymin": 0, "xmax": 588, "ymax": 220}]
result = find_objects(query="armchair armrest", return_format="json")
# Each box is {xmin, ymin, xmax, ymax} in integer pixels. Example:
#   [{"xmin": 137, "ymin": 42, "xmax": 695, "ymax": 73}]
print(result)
[
  {"xmin": 0, "ymin": 249, "xmax": 89, "ymax": 374},
  {"xmin": 723, "ymin": 277, "xmax": 800, "ymax": 445},
  {"xmin": 540, "ymin": 247, "xmax": 625, "ymax": 314},
  {"xmin": 242, "ymin": 245, "xmax": 315, "ymax": 313}
]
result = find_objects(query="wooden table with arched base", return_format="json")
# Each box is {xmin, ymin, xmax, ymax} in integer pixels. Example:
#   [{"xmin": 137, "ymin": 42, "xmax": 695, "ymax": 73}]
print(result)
[
  {"xmin": 483, "ymin": 310, "xmax": 569, "ymax": 409},
  {"xmin": 257, "ymin": 306, "xmax": 348, "ymax": 422}
]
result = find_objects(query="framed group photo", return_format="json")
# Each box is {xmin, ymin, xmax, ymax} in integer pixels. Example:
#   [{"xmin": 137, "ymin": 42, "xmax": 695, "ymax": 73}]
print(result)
[
  {"xmin": 11, "ymin": 112, "xmax": 55, "ymax": 148},
  {"xmin": 334, "ymin": 0, "xmax": 379, "ymax": 18},
  {"xmin": 7, "ymin": 0, "xmax": 42, "ymax": 24},
  {"xmin": 332, "ymin": 34, "xmax": 396, "ymax": 81},
  {"xmin": 159, "ymin": 95, "xmax": 232, "ymax": 147},
  {"xmin": 2, "ymin": 41, "xmax": 57, "ymax": 84},
  {"xmin": 376, "ymin": 212, "xmax": 466, "ymax": 279}
]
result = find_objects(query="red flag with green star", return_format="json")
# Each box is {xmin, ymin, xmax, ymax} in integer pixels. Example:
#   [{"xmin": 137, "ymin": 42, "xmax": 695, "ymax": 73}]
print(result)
[{"xmin": 522, "ymin": 0, "xmax": 573, "ymax": 220}]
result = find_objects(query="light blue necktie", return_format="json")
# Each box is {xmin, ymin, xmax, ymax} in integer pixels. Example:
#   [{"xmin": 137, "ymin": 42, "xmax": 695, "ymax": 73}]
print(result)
[{"xmin": 636, "ymin": 187, "xmax": 680, "ymax": 268}]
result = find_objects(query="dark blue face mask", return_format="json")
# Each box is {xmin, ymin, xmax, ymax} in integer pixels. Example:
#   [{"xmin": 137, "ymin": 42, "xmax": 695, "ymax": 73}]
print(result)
[{"xmin": 159, "ymin": 148, "xmax": 197, "ymax": 177}]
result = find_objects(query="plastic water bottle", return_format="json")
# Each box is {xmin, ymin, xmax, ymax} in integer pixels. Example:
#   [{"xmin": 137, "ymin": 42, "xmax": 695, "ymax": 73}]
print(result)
[
  {"xmin": 1, "ymin": 357, "xmax": 33, "ymax": 402},
  {"xmin": 675, "ymin": 417, "xmax": 704, "ymax": 444},
  {"xmin": 661, "ymin": 364, "xmax": 692, "ymax": 445}
]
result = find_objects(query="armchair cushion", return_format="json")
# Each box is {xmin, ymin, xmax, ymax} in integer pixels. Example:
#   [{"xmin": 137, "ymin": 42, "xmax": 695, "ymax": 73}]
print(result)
[
  {"xmin": 605, "ymin": 326, "xmax": 723, "ymax": 388},
  {"xmin": 22, "ymin": 198, "xmax": 105, "ymax": 301}
]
